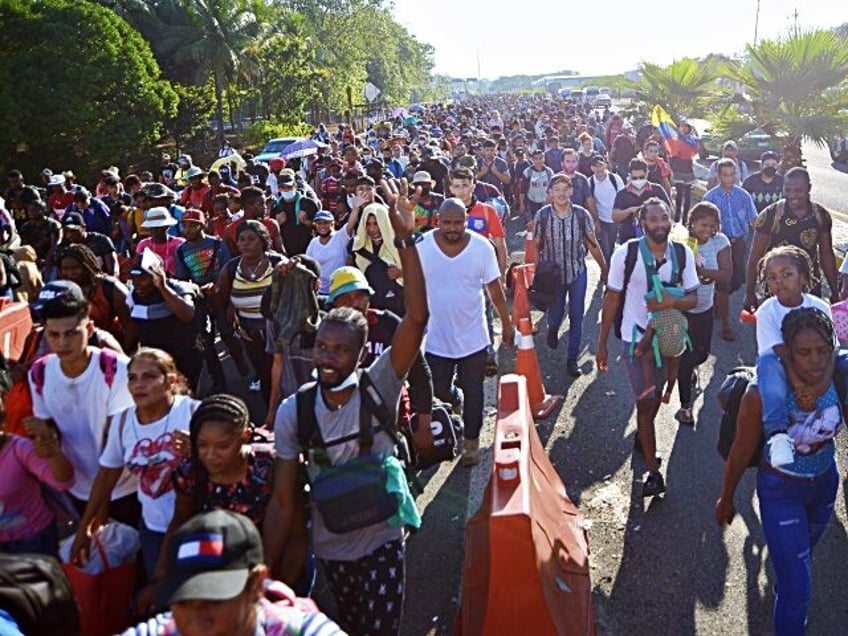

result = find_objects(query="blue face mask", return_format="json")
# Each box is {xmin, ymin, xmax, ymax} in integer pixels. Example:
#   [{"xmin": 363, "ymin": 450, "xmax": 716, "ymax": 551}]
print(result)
[{"xmin": 281, "ymin": 190, "xmax": 296, "ymax": 202}]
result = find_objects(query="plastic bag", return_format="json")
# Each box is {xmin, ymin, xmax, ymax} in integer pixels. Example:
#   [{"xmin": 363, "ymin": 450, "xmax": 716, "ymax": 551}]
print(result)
[{"xmin": 60, "ymin": 521, "xmax": 140, "ymax": 575}]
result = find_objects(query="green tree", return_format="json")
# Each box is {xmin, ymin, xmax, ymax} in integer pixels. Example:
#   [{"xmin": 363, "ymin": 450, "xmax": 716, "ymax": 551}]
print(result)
[
  {"xmin": 726, "ymin": 29, "xmax": 848, "ymax": 168},
  {"xmin": 630, "ymin": 57, "xmax": 722, "ymax": 120},
  {"xmin": 0, "ymin": 0, "xmax": 177, "ymax": 176},
  {"xmin": 110, "ymin": 0, "xmax": 262, "ymax": 144},
  {"xmin": 167, "ymin": 82, "xmax": 216, "ymax": 154}
]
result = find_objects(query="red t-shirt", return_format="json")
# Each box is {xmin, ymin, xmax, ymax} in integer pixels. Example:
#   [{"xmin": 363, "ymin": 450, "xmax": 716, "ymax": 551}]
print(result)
[
  {"xmin": 180, "ymin": 184, "xmax": 209, "ymax": 210},
  {"xmin": 466, "ymin": 201, "xmax": 505, "ymax": 239}
]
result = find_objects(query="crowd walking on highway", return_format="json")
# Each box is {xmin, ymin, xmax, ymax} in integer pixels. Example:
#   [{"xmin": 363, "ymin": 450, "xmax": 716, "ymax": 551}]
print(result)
[{"xmin": 1, "ymin": 91, "xmax": 846, "ymax": 635}]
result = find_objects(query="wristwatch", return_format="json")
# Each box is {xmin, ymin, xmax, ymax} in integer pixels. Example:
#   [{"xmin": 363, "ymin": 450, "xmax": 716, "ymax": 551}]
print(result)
[{"xmin": 393, "ymin": 236, "xmax": 418, "ymax": 250}]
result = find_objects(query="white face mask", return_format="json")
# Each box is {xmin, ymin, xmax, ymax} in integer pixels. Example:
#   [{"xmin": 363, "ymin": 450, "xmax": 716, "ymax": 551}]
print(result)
[
  {"xmin": 311, "ymin": 368, "xmax": 359, "ymax": 392},
  {"xmin": 281, "ymin": 190, "xmax": 296, "ymax": 202},
  {"xmin": 630, "ymin": 178, "xmax": 647, "ymax": 189}
]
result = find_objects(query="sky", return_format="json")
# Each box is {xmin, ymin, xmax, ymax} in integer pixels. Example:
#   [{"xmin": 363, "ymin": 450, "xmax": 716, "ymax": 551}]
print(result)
[{"xmin": 390, "ymin": 0, "xmax": 846, "ymax": 79}]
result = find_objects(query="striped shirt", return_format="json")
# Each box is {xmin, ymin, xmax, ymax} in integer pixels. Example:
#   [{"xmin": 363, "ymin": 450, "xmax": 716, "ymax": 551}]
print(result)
[
  {"xmin": 231, "ymin": 259, "xmax": 274, "ymax": 321},
  {"xmin": 533, "ymin": 204, "xmax": 595, "ymax": 285}
]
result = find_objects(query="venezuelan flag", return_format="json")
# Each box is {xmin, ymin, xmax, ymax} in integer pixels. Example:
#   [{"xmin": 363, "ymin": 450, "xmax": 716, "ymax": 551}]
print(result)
[{"xmin": 651, "ymin": 105, "xmax": 700, "ymax": 160}]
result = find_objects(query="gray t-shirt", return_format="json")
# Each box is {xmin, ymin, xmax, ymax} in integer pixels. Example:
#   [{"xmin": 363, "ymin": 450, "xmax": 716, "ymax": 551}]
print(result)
[
  {"xmin": 692, "ymin": 232, "xmax": 730, "ymax": 313},
  {"xmin": 274, "ymin": 347, "xmax": 406, "ymax": 561}
]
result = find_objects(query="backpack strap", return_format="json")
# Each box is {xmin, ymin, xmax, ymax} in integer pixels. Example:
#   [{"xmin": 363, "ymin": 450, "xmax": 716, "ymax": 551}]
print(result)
[
  {"xmin": 30, "ymin": 354, "xmax": 53, "ymax": 397},
  {"xmin": 295, "ymin": 382, "xmax": 324, "ymax": 452},
  {"xmin": 538, "ymin": 206, "xmax": 551, "ymax": 254},
  {"xmin": 98, "ymin": 348, "xmax": 119, "ymax": 389}
]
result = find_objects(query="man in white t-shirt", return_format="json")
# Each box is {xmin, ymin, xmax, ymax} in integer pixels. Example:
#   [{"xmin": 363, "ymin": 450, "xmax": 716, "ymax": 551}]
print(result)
[
  {"xmin": 589, "ymin": 155, "xmax": 624, "ymax": 266},
  {"xmin": 26, "ymin": 280, "xmax": 137, "ymax": 525},
  {"xmin": 596, "ymin": 198, "xmax": 699, "ymax": 498},
  {"xmin": 418, "ymin": 198, "xmax": 514, "ymax": 466},
  {"xmin": 306, "ymin": 208, "xmax": 359, "ymax": 294}
]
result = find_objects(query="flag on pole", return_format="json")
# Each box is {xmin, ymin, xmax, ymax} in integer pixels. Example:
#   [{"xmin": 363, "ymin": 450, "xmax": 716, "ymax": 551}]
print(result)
[{"xmin": 651, "ymin": 105, "xmax": 700, "ymax": 159}]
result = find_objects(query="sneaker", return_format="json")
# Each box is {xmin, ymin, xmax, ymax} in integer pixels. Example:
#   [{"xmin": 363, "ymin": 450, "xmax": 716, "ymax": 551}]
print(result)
[
  {"xmin": 642, "ymin": 471, "xmax": 666, "ymax": 498},
  {"xmin": 566, "ymin": 360, "xmax": 581, "ymax": 377},
  {"xmin": 768, "ymin": 432, "xmax": 794, "ymax": 467},
  {"xmin": 461, "ymin": 439, "xmax": 480, "ymax": 467},
  {"xmin": 248, "ymin": 379, "xmax": 262, "ymax": 392},
  {"xmin": 674, "ymin": 406, "xmax": 694, "ymax": 425},
  {"xmin": 547, "ymin": 329, "xmax": 559, "ymax": 349}
]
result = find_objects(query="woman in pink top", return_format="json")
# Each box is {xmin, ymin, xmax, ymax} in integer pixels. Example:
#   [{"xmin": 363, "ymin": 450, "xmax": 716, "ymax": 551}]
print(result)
[
  {"xmin": 0, "ymin": 414, "xmax": 74, "ymax": 556},
  {"xmin": 135, "ymin": 207, "xmax": 185, "ymax": 276}
]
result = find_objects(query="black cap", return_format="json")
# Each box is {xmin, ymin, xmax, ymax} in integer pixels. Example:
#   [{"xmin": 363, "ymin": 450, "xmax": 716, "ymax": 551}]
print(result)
[
  {"xmin": 157, "ymin": 510, "xmax": 263, "ymax": 608},
  {"xmin": 61, "ymin": 212, "xmax": 85, "ymax": 229}
]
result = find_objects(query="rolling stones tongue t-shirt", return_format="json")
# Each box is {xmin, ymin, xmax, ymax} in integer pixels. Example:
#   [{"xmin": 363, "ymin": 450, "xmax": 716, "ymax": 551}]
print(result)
[{"xmin": 99, "ymin": 395, "xmax": 199, "ymax": 532}]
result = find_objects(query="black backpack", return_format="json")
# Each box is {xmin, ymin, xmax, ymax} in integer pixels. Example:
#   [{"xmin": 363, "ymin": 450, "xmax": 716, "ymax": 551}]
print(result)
[
  {"xmin": 409, "ymin": 401, "xmax": 463, "ymax": 470},
  {"xmin": 717, "ymin": 366, "xmax": 848, "ymax": 467},
  {"xmin": 612, "ymin": 238, "xmax": 687, "ymax": 340},
  {"xmin": 0, "ymin": 553, "xmax": 80, "ymax": 636},
  {"xmin": 0, "ymin": 249, "xmax": 21, "ymax": 291},
  {"xmin": 354, "ymin": 248, "xmax": 405, "ymax": 316}
]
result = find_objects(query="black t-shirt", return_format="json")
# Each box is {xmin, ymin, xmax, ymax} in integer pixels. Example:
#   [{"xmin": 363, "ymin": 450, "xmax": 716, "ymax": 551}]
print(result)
[
  {"xmin": 273, "ymin": 194, "xmax": 319, "ymax": 256},
  {"xmin": 246, "ymin": 163, "xmax": 270, "ymax": 188},
  {"xmin": 753, "ymin": 200, "xmax": 832, "ymax": 279},
  {"xmin": 363, "ymin": 308, "xmax": 400, "ymax": 368},
  {"xmin": 20, "ymin": 218, "xmax": 61, "ymax": 260},
  {"xmin": 420, "ymin": 159, "xmax": 449, "ymax": 194},
  {"xmin": 613, "ymin": 183, "xmax": 671, "ymax": 241},
  {"xmin": 58, "ymin": 232, "xmax": 116, "ymax": 262}
]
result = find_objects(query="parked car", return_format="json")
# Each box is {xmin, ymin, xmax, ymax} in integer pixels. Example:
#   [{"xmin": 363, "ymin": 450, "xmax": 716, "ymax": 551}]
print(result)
[
  {"xmin": 595, "ymin": 93, "xmax": 612, "ymax": 108},
  {"xmin": 254, "ymin": 136, "xmax": 306, "ymax": 163},
  {"xmin": 698, "ymin": 125, "xmax": 780, "ymax": 163},
  {"xmin": 584, "ymin": 86, "xmax": 600, "ymax": 102},
  {"xmin": 568, "ymin": 89, "xmax": 585, "ymax": 103}
]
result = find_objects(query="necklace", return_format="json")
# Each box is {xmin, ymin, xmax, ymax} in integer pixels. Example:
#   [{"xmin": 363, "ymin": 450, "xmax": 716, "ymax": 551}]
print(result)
[{"xmin": 239, "ymin": 256, "xmax": 268, "ymax": 281}]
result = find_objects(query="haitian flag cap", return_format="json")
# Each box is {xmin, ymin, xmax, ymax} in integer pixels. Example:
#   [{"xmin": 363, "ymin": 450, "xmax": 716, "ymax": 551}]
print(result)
[{"xmin": 157, "ymin": 510, "xmax": 264, "ymax": 606}]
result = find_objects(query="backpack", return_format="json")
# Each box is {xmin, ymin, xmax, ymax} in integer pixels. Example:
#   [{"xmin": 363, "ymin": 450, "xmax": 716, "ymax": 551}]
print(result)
[
  {"xmin": 589, "ymin": 172, "xmax": 623, "ymax": 196},
  {"xmin": 0, "ymin": 249, "xmax": 22, "ymax": 290},
  {"xmin": 30, "ymin": 347, "xmax": 119, "ymax": 397},
  {"xmin": 354, "ymin": 248, "xmax": 406, "ymax": 316},
  {"xmin": 613, "ymin": 238, "xmax": 688, "ymax": 340},
  {"xmin": 716, "ymin": 367, "xmax": 848, "ymax": 467},
  {"xmin": 409, "ymin": 401, "xmax": 463, "ymax": 470},
  {"xmin": 0, "ymin": 553, "xmax": 80, "ymax": 636}
]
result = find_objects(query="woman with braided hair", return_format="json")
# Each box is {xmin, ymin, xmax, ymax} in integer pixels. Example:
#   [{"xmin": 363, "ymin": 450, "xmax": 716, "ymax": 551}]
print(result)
[
  {"xmin": 59, "ymin": 242, "xmax": 131, "ymax": 341},
  {"xmin": 716, "ymin": 307, "xmax": 846, "ymax": 635},
  {"xmin": 151, "ymin": 394, "xmax": 310, "ymax": 600}
]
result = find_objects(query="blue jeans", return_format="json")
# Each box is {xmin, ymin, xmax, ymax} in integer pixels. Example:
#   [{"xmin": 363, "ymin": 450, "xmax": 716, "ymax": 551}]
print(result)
[
  {"xmin": 426, "ymin": 348, "xmax": 488, "ymax": 440},
  {"xmin": 547, "ymin": 268, "xmax": 588, "ymax": 362},
  {"xmin": 139, "ymin": 520, "xmax": 165, "ymax": 582},
  {"xmin": 598, "ymin": 221, "xmax": 618, "ymax": 267},
  {"xmin": 757, "ymin": 463, "xmax": 838, "ymax": 636},
  {"xmin": 758, "ymin": 353, "xmax": 788, "ymax": 438}
]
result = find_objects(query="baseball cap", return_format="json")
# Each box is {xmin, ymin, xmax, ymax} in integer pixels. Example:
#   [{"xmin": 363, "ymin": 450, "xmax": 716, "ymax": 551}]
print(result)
[
  {"xmin": 47, "ymin": 174, "xmax": 65, "ymax": 187},
  {"xmin": 31, "ymin": 280, "xmax": 86, "ymax": 313},
  {"xmin": 761, "ymin": 150, "xmax": 780, "ymax": 163},
  {"xmin": 457, "ymin": 155, "xmax": 477, "ymax": 170},
  {"xmin": 590, "ymin": 154, "xmax": 607, "ymax": 166},
  {"xmin": 313, "ymin": 210, "xmax": 334, "ymax": 223},
  {"xmin": 327, "ymin": 266, "xmax": 374, "ymax": 305},
  {"xmin": 182, "ymin": 208, "xmax": 207, "ymax": 225},
  {"xmin": 157, "ymin": 510, "xmax": 263, "ymax": 607},
  {"xmin": 61, "ymin": 212, "xmax": 85, "ymax": 230},
  {"xmin": 723, "ymin": 140, "xmax": 738, "ymax": 150}
]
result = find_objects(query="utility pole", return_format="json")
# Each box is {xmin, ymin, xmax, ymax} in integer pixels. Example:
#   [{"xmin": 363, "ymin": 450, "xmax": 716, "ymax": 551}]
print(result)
[
  {"xmin": 792, "ymin": 8, "xmax": 799, "ymax": 36},
  {"xmin": 753, "ymin": 0, "xmax": 760, "ymax": 45}
]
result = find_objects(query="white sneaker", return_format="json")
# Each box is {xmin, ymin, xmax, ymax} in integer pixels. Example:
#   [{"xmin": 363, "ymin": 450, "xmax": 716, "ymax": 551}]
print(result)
[{"xmin": 768, "ymin": 432, "xmax": 795, "ymax": 467}]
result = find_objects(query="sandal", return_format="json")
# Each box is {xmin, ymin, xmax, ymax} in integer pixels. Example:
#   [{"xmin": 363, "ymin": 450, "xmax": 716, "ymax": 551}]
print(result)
[{"xmin": 674, "ymin": 406, "xmax": 695, "ymax": 425}]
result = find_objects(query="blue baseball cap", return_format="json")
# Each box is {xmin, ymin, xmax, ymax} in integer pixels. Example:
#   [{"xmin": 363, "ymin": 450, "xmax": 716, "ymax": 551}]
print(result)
[{"xmin": 313, "ymin": 210, "xmax": 334, "ymax": 223}]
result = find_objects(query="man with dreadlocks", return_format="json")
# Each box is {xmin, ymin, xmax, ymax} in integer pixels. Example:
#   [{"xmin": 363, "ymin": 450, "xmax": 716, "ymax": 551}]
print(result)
[
  {"xmin": 717, "ymin": 306, "xmax": 848, "ymax": 635},
  {"xmin": 56, "ymin": 243, "xmax": 131, "ymax": 342}
]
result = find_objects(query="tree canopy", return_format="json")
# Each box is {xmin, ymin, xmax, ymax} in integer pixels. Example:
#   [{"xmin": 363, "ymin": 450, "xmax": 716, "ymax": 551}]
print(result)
[{"xmin": 0, "ymin": 0, "xmax": 177, "ymax": 177}]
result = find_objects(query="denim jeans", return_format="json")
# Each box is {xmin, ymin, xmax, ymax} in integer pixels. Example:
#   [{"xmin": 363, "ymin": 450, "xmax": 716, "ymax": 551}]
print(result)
[
  {"xmin": 139, "ymin": 520, "xmax": 165, "ymax": 582},
  {"xmin": 757, "ymin": 463, "xmax": 838, "ymax": 636},
  {"xmin": 598, "ymin": 221, "xmax": 618, "ymax": 268},
  {"xmin": 758, "ymin": 353, "xmax": 788, "ymax": 438},
  {"xmin": 426, "ymin": 348, "xmax": 488, "ymax": 440},
  {"xmin": 547, "ymin": 268, "xmax": 588, "ymax": 362}
]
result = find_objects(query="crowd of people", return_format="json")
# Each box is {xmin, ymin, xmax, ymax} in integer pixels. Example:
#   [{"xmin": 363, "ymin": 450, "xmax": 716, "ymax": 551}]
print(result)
[{"xmin": 0, "ymin": 91, "xmax": 846, "ymax": 634}]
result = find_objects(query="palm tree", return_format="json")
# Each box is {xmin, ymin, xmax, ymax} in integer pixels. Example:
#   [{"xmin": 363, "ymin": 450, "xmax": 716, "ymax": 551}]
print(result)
[
  {"xmin": 726, "ymin": 29, "xmax": 848, "ymax": 168},
  {"xmin": 630, "ymin": 57, "xmax": 722, "ymax": 120},
  {"xmin": 109, "ymin": 0, "xmax": 261, "ymax": 144}
]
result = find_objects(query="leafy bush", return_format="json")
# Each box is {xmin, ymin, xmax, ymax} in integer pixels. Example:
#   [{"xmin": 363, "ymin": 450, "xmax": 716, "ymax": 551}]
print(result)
[{"xmin": 243, "ymin": 121, "xmax": 313, "ymax": 150}]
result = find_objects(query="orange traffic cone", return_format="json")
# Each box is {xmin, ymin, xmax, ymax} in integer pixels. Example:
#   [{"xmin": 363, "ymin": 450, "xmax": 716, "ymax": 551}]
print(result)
[{"xmin": 511, "ymin": 264, "xmax": 562, "ymax": 420}]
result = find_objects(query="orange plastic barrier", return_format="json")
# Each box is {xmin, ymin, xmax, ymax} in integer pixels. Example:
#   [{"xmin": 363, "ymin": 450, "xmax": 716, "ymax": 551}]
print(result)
[
  {"xmin": 456, "ymin": 375, "xmax": 596, "ymax": 635},
  {"xmin": 511, "ymin": 264, "xmax": 562, "ymax": 420},
  {"xmin": 0, "ymin": 297, "xmax": 33, "ymax": 361}
]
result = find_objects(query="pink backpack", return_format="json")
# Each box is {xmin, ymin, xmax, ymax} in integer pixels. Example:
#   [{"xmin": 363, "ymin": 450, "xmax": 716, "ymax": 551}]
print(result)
[{"xmin": 30, "ymin": 348, "xmax": 119, "ymax": 396}]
